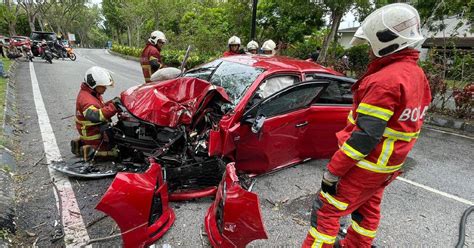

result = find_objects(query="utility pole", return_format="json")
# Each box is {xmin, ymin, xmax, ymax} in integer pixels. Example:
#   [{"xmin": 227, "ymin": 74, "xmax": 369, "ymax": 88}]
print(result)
[{"xmin": 251, "ymin": 0, "xmax": 258, "ymax": 40}]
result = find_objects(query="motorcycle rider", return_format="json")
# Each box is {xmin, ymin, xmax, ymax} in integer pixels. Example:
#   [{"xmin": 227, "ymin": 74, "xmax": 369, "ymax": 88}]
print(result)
[
  {"xmin": 246, "ymin": 40, "xmax": 259, "ymax": 54},
  {"xmin": 223, "ymin": 36, "xmax": 242, "ymax": 57},
  {"xmin": 72, "ymin": 66, "xmax": 120, "ymax": 161},
  {"xmin": 302, "ymin": 4, "xmax": 431, "ymax": 247},
  {"xmin": 261, "ymin": 39, "xmax": 276, "ymax": 56},
  {"xmin": 141, "ymin": 30, "xmax": 167, "ymax": 83}
]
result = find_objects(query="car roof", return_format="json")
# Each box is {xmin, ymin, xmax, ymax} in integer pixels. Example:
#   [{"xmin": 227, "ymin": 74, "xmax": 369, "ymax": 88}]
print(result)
[
  {"xmin": 221, "ymin": 55, "xmax": 343, "ymax": 76},
  {"xmin": 31, "ymin": 31, "xmax": 56, "ymax": 34}
]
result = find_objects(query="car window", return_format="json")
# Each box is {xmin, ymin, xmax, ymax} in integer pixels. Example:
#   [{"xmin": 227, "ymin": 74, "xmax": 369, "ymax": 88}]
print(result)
[
  {"xmin": 313, "ymin": 80, "xmax": 353, "ymax": 105},
  {"xmin": 256, "ymin": 83, "xmax": 326, "ymax": 117},
  {"xmin": 257, "ymin": 75, "xmax": 299, "ymax": 98},
  {"xmin": 183, "ymin": 59, "xmax": 222, "ymax": 81}
]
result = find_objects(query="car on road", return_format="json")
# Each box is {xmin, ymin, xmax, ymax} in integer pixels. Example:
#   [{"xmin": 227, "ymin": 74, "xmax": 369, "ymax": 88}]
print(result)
[
  {"xmin": 30, "ymin": 31, "xmax": 56, "ymax": 56},
  {"xmin": 10, "ymin": 36, "xmax": 31, "ymax": 47},
  {"xmin": 0, "ymin": 35, "xmax": 10, "ymax": 46},
  {"xmin": 97, "ymin": 55, "xmax": 356, "ymax": 247}
]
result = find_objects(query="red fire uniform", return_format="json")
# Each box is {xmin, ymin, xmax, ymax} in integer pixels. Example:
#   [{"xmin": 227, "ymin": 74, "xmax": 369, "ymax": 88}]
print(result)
[
  {"xmin": 75, "ymin": 83, "xmax": 118, "ymax": 149},
  {"xmin": 223, "ymin": 50, "xmax": 239, "ymax": 57},
  {"xmin": 303, "ymin": 49, "xmax": 432, "ymax": 247},
  {"xmin": 140, "ymin": 42, "xmax": 162, "ymax": 83}
]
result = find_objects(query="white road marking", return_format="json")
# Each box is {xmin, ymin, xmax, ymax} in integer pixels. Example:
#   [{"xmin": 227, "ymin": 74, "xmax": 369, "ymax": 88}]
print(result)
[
  {"xmin": 425, "ymin": 127, "xmax": 474, "ymax": 140},
  {"xmin": 397, "ymin": 176, "xmax": 473, "ymax": 206},
  {"xmin": 29, "ymin": 62, "xmax": 90, "ymax": 247}
]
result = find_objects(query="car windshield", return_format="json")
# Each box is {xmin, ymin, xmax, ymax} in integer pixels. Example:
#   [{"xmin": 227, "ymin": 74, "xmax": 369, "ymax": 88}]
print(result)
[
  {"xmin": 13, "ymin": 37, "xmax": 25, "ymax": 41},
  {"xmin": 184, "ymin": 60, "xmax": 264, "ymax": 105}
]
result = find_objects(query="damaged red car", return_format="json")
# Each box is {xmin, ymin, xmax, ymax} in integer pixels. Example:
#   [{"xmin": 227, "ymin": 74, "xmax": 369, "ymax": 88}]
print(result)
[{"xmin": 97, "ymin": 55, "xmax": 356, "ymax": 247}]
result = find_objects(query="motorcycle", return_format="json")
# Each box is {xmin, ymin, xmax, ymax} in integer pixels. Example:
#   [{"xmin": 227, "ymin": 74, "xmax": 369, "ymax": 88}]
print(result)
[
  {"xmin": 22, "ymin": 45, "xmax": 34, "ymax": 62},
  {"xmin": 38, "ymin": 42, "xmax": 53, "ymax": 64},
  {"xmin": 65, "ymin": 47, "xmax": 76, "ymax": 61}
]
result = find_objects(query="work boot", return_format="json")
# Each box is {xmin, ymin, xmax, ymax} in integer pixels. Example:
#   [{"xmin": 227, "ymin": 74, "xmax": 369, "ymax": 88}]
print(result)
[
  {"xmin": 80, "ymin": 145, "xmax": 96, "ymax": 162},
  {"xmin": 93, "ymin": 148, "xmax": 120, "ymax": 162},
  {"xmin": 70, "ymin": 139, "xmax": 82, "ymax": 156}
]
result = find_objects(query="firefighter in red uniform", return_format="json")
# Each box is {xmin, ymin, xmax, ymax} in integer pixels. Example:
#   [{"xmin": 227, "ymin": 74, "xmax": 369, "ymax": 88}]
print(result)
[
  {"xmin": 223, "ymin": 36, "xmax": 241, "ymax": 57},
  {"xmin": 71, "ymin": 66, "xmax": 120, "ymax": 161},
  {"xmin": 302, "ymin": 4, "xmax": 431, "ymax": 247},
  {"xmin": 141, "ymin": 30, "xmax": 166, "ymax": 83}
]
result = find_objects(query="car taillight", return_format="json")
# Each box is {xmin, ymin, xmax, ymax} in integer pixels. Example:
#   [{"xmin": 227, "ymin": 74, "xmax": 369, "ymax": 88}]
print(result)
[{"xmin": 148, "ymin": 179, "xmax": 163, "ymax": 226}]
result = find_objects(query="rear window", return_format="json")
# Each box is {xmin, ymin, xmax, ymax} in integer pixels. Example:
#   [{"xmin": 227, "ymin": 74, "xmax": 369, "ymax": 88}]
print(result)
[{"xmin": 30, "ymin": 33, "xmax": 56, "ymax": 42}]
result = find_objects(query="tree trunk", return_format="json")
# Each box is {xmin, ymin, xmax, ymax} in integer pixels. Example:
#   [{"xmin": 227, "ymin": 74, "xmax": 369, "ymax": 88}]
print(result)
[
  {"xmin": 28, "ymin": 13, "xmax": 36, "ymax": 32},
  {"xmin": 127, "ymin": 26, "xmax": 132, "ymax": 46},
  {"xmin": 37, "ymin": 15, "xmax": 45, "ymax": 31},
  {"xmin": 317, "ymin": 11, "xmax": 343, "ymax": 64},
  {"xmin": 116, "ymin": 29, "xmax": 122, "ymax": 45}
]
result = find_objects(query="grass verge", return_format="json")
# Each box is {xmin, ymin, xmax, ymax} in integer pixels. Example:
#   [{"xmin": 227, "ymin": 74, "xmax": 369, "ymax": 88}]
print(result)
[{"xmin": 0, "ymin": 57, "xmax": 11, "ymax": 129}]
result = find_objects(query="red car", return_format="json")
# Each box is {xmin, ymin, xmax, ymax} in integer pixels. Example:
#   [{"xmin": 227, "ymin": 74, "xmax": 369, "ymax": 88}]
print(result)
[
  {"xmin": 96, "ymin": 55, "xmax": 356, "ymax": 247},
  {"xmin": 10, "ymin": 36, "xmax": 31, "ymax": 47}
]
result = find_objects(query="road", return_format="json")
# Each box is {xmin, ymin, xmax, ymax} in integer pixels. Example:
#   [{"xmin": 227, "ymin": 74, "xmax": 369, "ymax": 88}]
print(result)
[{"xmin": 11, "ymin": 49, "xmax": 474, "ymax": 247}]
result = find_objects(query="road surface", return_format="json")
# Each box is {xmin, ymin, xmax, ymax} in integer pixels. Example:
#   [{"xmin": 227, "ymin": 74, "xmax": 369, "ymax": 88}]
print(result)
[{"xmin": 11, "ymin": 49, "xmax": 474, "ymax": 247}]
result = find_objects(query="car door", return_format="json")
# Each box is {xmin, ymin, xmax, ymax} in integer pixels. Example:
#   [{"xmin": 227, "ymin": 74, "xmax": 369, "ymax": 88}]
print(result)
[
  {"xmin": 234, "ymin": 80, "xmax": 328, "ymax": 174},
  {"xmin": 300, "ymin": 73, "xmax": 356, "ymax": 159}
]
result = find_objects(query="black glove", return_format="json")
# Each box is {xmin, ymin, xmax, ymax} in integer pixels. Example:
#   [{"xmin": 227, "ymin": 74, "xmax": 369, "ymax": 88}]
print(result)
[
  {"xmin": 321, "ymin": 171, "xmax": 339, "ymax": 195},
  {"xmin": 111, "ymin": 97, "xmax": 122, "ymax": 108}
]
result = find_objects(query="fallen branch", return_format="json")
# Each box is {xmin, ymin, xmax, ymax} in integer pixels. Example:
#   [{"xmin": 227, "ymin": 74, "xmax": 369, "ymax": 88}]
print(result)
[
  {"xmin": 86, "ymin": 215, "xmax": 108, "ymax": 229},
  {"xmin": 61, "ymin": 114, "xmax": 75, "ymax": 120},
  {"xmin": 33, "ymin": 153, "xmax": 46, "ymax": 167},
  {"xmin": 84, "ymin": 222, "xmax": 147, "ymax": 246}
]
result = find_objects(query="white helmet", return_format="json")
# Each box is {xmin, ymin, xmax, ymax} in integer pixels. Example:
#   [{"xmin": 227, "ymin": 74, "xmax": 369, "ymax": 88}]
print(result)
[
  {"xmin": 228, "ymin": 36, "xmax": 241, "ymax": 46},
  {"xmin": 84, "ymin": 66, "xmax": 115, "ymax": 89},
  {"xmin": 149, "ymin": 30, "xmax": 167, "ymax": 45},
  {"xmin": 350, "ymin": 3, "xmax": 424, "ymax": 57},
  {"xmin": 261, "ymin": 39, "xmax": 276, "ymax": 54},
  {"xmin": 150, "ymin": 67, "xmax": 181, "ymax": 82},
  {"xmin": 247, "ymin": 40, "xmax": 259, "ymax": 50}
]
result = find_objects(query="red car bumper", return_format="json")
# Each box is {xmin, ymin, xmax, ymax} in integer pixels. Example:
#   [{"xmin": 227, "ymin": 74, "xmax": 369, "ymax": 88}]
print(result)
[
  {"xmin": 96, "ymin": 159, "xmax": 175, "ymax": 247},
  {"xmin": 204, "ymin": 163, "xmax": 268, "ymax": 248}
]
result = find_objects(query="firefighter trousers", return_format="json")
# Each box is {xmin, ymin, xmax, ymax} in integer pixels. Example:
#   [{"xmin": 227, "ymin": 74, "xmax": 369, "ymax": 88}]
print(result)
[{"xmin": 302, "ymin": 173, "xmax": 394, "ymax": 248}]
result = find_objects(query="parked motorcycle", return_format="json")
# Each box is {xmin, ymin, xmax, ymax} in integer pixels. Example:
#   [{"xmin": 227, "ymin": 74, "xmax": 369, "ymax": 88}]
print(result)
[
  {"xmin": 22, "ymin": 45, "xmax": 34, "ymax": 62},
  {"xmin": 38, "ymin": 42, "xmax": 53, "ymax": 64},
  {"xmin": 65, "ymin": 47, "xmax": 76, "ymax": 61}
]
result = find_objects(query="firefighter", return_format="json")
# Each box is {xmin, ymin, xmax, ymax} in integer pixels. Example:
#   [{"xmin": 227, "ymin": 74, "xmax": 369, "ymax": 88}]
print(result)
[
  {"xmin": 246, "ymin": 40, "xmax": 259, "ymax": 54},
  {"xmin": 223, "ymin": 36, "xmax": 241, "ymax": 57},
  {"xmin": 302, "ymin": 3, "xmax": 431, "ymax": 247},
  {"xmin": 141, "ymin": 30, "xmax": 167, "ymax": 83},
  {"xmin": 261, "ymin": 39, "xmax": 276, "ymax": 56},
  {"xmin": 71, "ymin": 66, "xmax": 120, "ymax": 161}
]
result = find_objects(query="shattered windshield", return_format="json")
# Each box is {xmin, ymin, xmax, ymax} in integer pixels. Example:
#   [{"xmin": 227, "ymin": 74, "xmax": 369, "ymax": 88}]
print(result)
[{"xmin": 184, "ymin": 60, "xmax": 264, "ymax": 105}]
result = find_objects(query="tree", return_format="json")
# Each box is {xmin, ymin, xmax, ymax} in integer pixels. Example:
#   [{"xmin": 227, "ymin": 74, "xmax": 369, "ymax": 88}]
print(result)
[{"xmin": 0, "ymin": 0, "xmax": 21, "ymax": 36}]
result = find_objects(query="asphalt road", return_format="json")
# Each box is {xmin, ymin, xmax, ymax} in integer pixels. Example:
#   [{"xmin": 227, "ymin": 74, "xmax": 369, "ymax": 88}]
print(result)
[{"xmin": 11, "ymin": 49, "xmax": 474, "ymax": 247}]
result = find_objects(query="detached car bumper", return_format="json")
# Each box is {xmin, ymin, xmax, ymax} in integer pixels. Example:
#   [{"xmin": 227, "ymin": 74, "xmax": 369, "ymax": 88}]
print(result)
[
  {"xmin": 205, "ymin": 163, "xmax": 268, "ymax": 248},
  {"xmin": 96, "ymin": 159, "xmax": 175, "ymax": 248}
]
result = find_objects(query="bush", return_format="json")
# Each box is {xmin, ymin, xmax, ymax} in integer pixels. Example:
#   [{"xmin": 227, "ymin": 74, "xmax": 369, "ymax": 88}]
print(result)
[
  {"xmin": 345, "ymin": 44, "xmax": 370, "ymax": 78},
  {"xmin": 111, "ymin": 44, "xmax": 219, "ymax": 69}
]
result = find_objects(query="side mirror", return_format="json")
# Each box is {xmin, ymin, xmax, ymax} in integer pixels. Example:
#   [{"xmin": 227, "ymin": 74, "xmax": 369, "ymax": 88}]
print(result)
[{"xmin": 251, "ymin": 115, "xmax": 266, "ymax": 134}]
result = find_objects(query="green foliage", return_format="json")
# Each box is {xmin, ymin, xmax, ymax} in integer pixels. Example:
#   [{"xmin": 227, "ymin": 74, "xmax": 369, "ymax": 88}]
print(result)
[
  {"xmin": 111, "ymin": 44, "xmax": 218, "ymax": 69},
  {"xmin": 345, "ymin": 44, "xmax": 370, "ymax": 78}
]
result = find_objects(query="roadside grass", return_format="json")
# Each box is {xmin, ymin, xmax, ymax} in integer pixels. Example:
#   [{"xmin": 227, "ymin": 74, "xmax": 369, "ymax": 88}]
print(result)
[{"xmin": 0, "ymin": 57, "xmax": 11, "ymax": 129}]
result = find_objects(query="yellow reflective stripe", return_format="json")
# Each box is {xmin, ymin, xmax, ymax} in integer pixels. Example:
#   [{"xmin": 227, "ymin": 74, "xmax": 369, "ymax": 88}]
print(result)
[
  {"xmin": 351, "ymin": 220, "xmax": 376, "ymax": 238},
  {"xmin": 80, "ymin": 133, "xmax": 101, "ymax": 141},
  {"xmin": 377, "ymin": 138, "xmax": 395, "ymax": 166},
  {"xmin": 356, "ymin": 159, "xmax": 402, "ymax": 173},
  {"xmin": 341, "ymin": 142, "xmax": 365, "ymax": 160},
  {"xmin": 383, "ymin": 127, "xmax": 419, "ymax": 142},
  {"xmin": 149, "ymin": 56, "xmax": 158, "ymax": 61},
  {"xmin": 99, "ymin": 109, "xmax": 106, "ymax": 122},
  {"xmin": 83, "ymin": 106, "xmax": 106, "ymax": 122},
  {"xmin": 348, "ymin": 110, "xmax": 356, "ymax": 125},
  {"xmin": 320, "ymin": 191, "xmax": 348, "ymax": 211},
  {"xmin": 309, "ymin": 227, "xmax": 336, "ymax": 247},
  {"xmin": 75, "ymin": 118, "xmax": 101, "ymax": 127},
  {"xmin": 356, "ymin": 103, "xmax": 394, "ymax": 121}
]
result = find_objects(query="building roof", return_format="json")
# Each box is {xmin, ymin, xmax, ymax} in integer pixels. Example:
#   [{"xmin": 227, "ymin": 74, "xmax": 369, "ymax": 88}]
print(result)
[{"xmin": 422, "ymin": 16, "xmax": 473, "ymax": 48}]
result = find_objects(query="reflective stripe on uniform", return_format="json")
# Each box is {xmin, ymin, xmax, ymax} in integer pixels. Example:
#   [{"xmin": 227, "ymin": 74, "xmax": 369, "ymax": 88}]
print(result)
[
  {"xmin": 351, "ymin": 220, "xmax": 377, "ymax": 238},
  {"xmin": 80, "ymin": 133, "xmax": 101, "ymax": 141},
  {"xmin": 309, "ymin": 227, "xmax": 336, "ymax": 248},
  {"xmin": 83, "ymin": 105, "xmax": 106, "ymax": 122},
  {"xmin": 320, "ymin": 191, "xmax": 348, "ymax": 211},
  {"xmin": 75, "ymin": 118, "xmax": 101, "ymax": 127},
  {"xmin": 377, "ymin": 138, "xmax": 396, "ymax": 166},
  {"xmin": 341, "ymin": 142, "xmax": 365, "ymax": 160},
  {"xmin": 348, "ymin": 110, "xmax": 356, "ymax": 125},
  {"xmin": 356, "ymin": 103, "xmax": 394, "ymax": 121},
  {"xmin": 383, "ymin": 127, "xmax": 419, "ymax": 142},
  {"xmin": 356, "ymin": 159, "xmax": 402, "ymax": 173}
]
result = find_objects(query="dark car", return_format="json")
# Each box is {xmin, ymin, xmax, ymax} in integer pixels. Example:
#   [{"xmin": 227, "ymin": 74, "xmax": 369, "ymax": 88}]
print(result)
[
  {"xmin": 96, "ymin": 55, "xmax": 356, "ymax": 247},
  {"xmin": 30, "ymin": 31, "xmax": 56, "ymax": 56}
]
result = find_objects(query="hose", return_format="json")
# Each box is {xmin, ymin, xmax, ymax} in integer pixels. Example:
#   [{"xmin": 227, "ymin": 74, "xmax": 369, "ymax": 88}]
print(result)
[{"xmin": 455, "ymin": 205, "xmax": 474, "ymax": 248}]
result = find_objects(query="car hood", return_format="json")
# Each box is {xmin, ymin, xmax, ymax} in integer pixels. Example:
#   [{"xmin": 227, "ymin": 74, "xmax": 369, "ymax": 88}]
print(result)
[{"xmin": 121, "ymin": 77, "xmax": 231, "ymax": 128}]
